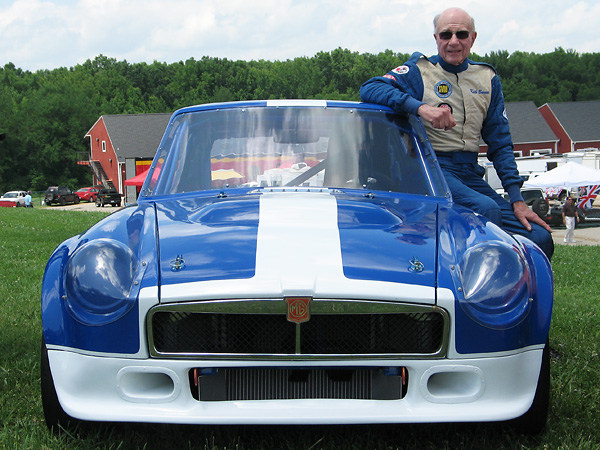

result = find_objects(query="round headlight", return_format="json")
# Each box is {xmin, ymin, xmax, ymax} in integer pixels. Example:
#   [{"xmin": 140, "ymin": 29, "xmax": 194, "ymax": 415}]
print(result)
[
  {"xmin": 65, "ymin": 239, "xmax": 138, "ymax": 325},
  {"xmin": 458, "ymin": 241, "xmax": 531, "ymax": 329}
]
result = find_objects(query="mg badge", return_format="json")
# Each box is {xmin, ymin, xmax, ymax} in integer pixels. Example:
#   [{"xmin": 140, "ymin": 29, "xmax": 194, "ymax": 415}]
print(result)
[
  {"xmin": 170, "ymin": 255, "xmax": 186, "ymax": 271},
  {"xmin": 409, "ymin": 257, "xmax": 425, "ymax": 273},
  {"xmin": 285, "ymin": 297, "xmax": 311, "ymax": 323}
]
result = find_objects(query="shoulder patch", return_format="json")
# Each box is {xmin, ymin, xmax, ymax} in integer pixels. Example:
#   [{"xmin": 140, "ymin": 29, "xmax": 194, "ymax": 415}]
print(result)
[{"xmin": 392, "ymin": 65, "xmax": 410, "ymax": 75}]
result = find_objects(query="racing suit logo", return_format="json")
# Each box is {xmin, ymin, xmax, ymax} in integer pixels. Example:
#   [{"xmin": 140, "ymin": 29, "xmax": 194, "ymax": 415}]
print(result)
[
  {"xmin": 392, "ymin": 65, "xmax": 410, "ymax": 75},
  {"xmin": 438, "ymin": 103, "xmax": 453, "ymax": 114},
  {"xmin": 435, "ymin": 81, "xmax": 452, "ymax": 98}
]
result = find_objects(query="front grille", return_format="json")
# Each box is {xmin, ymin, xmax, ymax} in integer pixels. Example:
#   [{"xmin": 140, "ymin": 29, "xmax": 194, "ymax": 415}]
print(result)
[
  {"xmin": 192, "ymin": 367, "xmax": 408, "ymax": 401},
  {"xmin": 148, "ymin": 299, "xmax": 448, "ymax": 359}
]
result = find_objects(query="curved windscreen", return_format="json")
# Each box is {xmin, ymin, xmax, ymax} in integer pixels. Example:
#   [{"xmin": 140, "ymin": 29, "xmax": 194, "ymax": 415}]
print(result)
[{"xmin": 142, "ymin": 106, "xmax": 446, "ymax": 197}]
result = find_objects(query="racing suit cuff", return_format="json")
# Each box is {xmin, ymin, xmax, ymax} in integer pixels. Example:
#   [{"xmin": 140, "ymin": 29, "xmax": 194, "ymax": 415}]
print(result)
[
  {"xmin": 406, "ymin": 98, "xmax": 425, "ymax": 116},
  {"xmin": 506, "ymin": 184, "xmax": 524, "ymax": 204}
]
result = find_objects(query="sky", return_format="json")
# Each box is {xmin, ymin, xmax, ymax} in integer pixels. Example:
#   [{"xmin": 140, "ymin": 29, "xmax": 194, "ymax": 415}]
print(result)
[{"xmin": 0, "ymin": 0, "xmax": 598, "ymax": 72}]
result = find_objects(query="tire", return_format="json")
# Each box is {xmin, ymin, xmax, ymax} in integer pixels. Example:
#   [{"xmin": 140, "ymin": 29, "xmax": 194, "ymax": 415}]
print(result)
[
  {"xmin": 41, "ymin": 335, "xmax": 81, "ymax": 433},
  {"xmin": 74, "ymin": 196, "xmax": 80, "ymax": 204},
  {"xmin": 59, "ymin": 198, "xmax": 66, "ymax": 206},
  {"xmin": 532, "ymin": 198, "xmax": 549, "ymax": 219},
  {"xmin": 509, "ymin": 340, "xmax": 550, "ymax": 434},
  {"xmin": 95, "ymin": 198, "xmax": 102, "ymax": 207}
]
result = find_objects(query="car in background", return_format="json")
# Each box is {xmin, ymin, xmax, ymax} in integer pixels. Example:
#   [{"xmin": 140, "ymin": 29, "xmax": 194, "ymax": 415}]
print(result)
[
  {"xmin": 95, "ymin": 188, "xmax": 122, "ymax": 207},
  {"xmin": 75, "ymin": 187, "xmax": 100, "ymax": 202},
  {"xmin": 520, "ymin": 188, "xmax": 550, "ymax": 220},
  {"xmin": 41, "ymin": 100, "xmax": 553, "ymax": 435},
  {"xmin": 0, "ymin": 190, "xmax": 27, "ymax": 207},
  {"xmin": 44, "ymin": 186, "xmax": 80, "ymax": 206}
]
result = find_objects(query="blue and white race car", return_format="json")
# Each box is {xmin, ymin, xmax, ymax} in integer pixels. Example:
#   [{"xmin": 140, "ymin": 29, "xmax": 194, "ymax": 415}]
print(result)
[{"xmin": 41, "ymin": 100, "xmax": 552, "ymax": 434}]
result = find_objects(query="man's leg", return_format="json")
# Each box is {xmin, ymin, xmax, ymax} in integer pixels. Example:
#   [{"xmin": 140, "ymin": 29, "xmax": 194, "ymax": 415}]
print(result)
[
  {"xmin": 496, "ymin": 199, "xmax": 555, "ymax": 259},
  {"xmin": 439, "ymin": 164, "xmax": 503, "ymax": 225},
  {"xmin": 439, "ymin": 161, "xmax": 554, "ymax": 259},
  {"xmin": 564, "ymin": 217, "xmax": 575, "ymax": 243}
]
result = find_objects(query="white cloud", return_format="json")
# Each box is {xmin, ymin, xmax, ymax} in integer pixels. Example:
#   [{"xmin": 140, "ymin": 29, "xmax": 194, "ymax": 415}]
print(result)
[{"xmin": 0, "ymin": 0, "xmax": 595, "ymax": 71}]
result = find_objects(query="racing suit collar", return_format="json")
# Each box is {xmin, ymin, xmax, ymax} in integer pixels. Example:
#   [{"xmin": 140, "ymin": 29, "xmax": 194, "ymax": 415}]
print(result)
[{"xmin": 436, "ymin": 55, "xmax": 470, "ymax": 73}]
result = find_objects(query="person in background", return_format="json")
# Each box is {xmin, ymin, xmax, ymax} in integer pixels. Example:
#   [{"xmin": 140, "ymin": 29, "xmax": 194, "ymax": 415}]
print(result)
[
  {"xmin": 360, "ymin": 7, "xmax": 554, "ymax": 260},
  {"xmin": 561, "ymin": 196, "xmax": 579, "ymax": 243},
  {"xmin": 24, "ymin": 191, "xmax": 33, "ymax": 208}
]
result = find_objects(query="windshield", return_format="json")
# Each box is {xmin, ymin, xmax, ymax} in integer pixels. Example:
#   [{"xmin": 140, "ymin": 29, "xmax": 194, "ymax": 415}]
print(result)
[{"xmin": 142, "ymin": 106, "xmax": 446, "ymax": 197}]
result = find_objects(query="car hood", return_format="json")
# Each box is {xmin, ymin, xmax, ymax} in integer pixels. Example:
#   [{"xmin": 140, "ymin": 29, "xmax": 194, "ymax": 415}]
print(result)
[{"xmin": 155, "ymin": 190, "xmax": 438, "ymax": 302}]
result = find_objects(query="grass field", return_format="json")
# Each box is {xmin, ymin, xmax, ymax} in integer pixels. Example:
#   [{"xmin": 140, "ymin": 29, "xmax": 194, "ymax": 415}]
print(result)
[{"xmin": 1, "ymin": 208, "xmax": 599, "ymax": 449}]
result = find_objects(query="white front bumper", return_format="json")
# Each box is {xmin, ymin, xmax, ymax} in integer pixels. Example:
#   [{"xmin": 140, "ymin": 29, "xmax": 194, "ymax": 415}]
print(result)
[{"xmin": 48, "ymin": 348, "xmax": 543, "ymax": 425}]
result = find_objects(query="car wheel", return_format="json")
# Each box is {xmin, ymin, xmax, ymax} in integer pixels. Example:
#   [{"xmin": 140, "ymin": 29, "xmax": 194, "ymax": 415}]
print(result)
[
  {"xmin": 60, "ymin": 198, "xmax": 66, "ymax": 206},
  {"xmin": 532, "ymin": 198, "xmax": 549, "ymax": 219},
  {"xmin": 90, "ymin": 196, "xmax": 95, "ymax": 202},
  {"xmin": 95, "ymin": 199, "xmax": 101, "ymax": 207},
  {"xmin": 41, "ymin": 335, "xmax": 81, "ymax": 433},
  {"xmin": 509, "ymin": 340, "xmax": 550, "ymax": 434},
  {"xmin": 74, "ymin": 196, "xmax": 80, "ymax": 204}
]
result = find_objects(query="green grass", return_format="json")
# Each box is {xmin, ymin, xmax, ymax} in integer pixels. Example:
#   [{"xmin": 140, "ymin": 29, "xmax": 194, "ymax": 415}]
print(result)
[{"xmin": 1, "ymin": 208, "xmax": 599, "ymax": 449}]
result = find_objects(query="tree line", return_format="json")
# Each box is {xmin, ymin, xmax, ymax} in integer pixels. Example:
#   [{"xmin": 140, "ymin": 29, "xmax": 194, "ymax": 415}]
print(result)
[{"xmin": 1, "ymin": 47, "xmax": 598, "ymax": 192}]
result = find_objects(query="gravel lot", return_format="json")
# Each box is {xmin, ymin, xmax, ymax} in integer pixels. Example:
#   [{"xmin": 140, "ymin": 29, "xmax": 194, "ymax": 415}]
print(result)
[
  {"xmin": 41, "ymin": 201, "xmax": 123, "ymax": 212},
  {"xmin": 550, "ymin": 223, "xmax": 600, "ymax": 246}
]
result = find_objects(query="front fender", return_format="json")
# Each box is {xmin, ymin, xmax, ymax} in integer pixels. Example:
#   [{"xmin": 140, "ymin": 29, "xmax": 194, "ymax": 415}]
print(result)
[{"xmin": 41, "ymin": 204, "xmax": 159, "ymax": 354}]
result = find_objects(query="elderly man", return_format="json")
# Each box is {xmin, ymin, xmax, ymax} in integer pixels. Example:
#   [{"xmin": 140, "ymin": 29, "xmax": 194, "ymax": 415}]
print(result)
[{"xmin": 360, "ymin": 7, "xmax": 554, "ymax": 259}]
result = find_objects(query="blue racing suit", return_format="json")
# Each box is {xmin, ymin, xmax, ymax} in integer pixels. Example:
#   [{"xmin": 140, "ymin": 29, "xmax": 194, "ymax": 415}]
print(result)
[{"xmin": 360, "ymin": 52, "xmax": 554, "ymax": 259}]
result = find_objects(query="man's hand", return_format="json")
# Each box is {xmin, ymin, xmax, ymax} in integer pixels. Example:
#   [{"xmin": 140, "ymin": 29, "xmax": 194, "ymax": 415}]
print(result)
[
  {"xmin": 417, "ymin": 104, "xmax": 456, "ymax": 130},
  {"xmin": 513, "ymin": 200, "xmax": 552, "ymax": 233}
]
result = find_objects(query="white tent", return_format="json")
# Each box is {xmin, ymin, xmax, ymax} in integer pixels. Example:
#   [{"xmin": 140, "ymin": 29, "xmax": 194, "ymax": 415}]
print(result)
[{"xmin": 523, "ymin": 161, "xmax": 600, "ymax": 188}]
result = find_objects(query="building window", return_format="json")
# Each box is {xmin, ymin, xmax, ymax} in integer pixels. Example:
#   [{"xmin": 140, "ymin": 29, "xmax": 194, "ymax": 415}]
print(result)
[
  {"xmin": 530, "ymin": 149, "xmax": 551, "ymax": 156},
  {"xmin": 102, "ymin": 141, "xmax": 106, "ymax": 152}
]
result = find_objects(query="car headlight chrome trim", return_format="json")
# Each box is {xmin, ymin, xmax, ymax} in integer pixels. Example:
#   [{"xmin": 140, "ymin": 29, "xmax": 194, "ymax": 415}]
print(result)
[{"xmin": 456, "ymin": 241, "xmax": 532, "ymax": 330}]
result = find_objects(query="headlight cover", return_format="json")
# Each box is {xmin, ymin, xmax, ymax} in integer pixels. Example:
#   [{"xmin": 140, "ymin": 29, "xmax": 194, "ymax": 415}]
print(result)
[
  {"xmin": 457, "ymin": 241, "xmax": 532, "ymax": 330},
  {"xmin": 65, "ymin": 238, "xmax": 142, "ymax": 325}
]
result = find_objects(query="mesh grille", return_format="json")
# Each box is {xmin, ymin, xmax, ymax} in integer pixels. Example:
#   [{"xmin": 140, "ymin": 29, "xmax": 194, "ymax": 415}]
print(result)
[
  {"xmin": 195, "ymin": 367, "xmax": 406, "ymax": 401},
  {"xmin": 151, "ymin": 309, "xmax": 444, "ymax": 356}
]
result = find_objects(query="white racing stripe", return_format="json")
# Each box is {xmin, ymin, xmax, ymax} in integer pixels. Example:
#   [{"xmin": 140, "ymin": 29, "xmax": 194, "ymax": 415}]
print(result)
[{"xmin": 255, "ymin": 191, "xmax": 344, "ymax": 295}]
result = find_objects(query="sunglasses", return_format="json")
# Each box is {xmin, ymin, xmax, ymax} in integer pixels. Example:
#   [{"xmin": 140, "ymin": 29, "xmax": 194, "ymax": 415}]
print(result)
[{"xmin": 438, "ymin": 30, "xmax": 471, "ymax": 40}]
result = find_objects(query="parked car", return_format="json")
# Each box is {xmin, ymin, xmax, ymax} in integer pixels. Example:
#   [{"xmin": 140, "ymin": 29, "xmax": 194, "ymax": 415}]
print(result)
[
  {"xmin": 75, "ymin": 187, "xmax": 100, "ymax": 202},
  {"xmin": 520, "ymin": 188, "xmax": 550, "ymax": 220},
  {"xmin": 41, "ymin": 100, "xmax": 553, "ymax": 435},
  {"xmin": 0, "ymin": 190, "xmax": 27, "ymax": 207},
  {"xmin": 44, "ymin": 186, "xmax": 80, "ymax": 206},
  {"xmin": 95, "ymin": 188, "xmax": 122, "ymax": 207}
]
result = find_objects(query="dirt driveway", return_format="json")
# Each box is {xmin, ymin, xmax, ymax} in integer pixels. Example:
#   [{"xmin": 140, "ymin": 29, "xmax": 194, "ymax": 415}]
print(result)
[
  {"xmin": 41, "ymin": 200, "xmax": 123, "ymax": 212},
  {"xmin": 550, "ymin": 223, "xmax": 600, "ymax": 246}
]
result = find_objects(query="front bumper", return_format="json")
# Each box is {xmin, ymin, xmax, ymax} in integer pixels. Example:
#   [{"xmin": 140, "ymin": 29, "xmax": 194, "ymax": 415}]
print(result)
[{"xmin": 48, "ymin": 347, "xmax": 544, "ymax": 425}]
